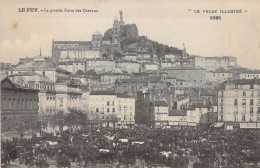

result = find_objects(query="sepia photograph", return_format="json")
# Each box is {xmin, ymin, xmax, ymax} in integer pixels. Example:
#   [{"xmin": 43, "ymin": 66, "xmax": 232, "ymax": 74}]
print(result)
[{"xmin": 1, "ymin": 0, "xmax": 260, "ymax": 167}]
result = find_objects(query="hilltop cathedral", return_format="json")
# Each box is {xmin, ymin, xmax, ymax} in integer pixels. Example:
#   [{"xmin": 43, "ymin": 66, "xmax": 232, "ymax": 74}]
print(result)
[{"xmin": 52, "ymin": 10, "xmax": 125, "ymax": 61}]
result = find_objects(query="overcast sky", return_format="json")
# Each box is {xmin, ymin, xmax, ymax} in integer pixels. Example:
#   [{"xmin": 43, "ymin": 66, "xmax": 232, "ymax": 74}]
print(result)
[{"xmin": 1, "ymin": 0, "xmax": 260, "ymax": 69}]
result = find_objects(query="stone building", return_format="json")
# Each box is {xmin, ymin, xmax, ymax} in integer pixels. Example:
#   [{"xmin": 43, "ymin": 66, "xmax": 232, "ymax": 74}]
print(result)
[
  {"xmin": 87, "ymin": 90, "xmax": 135, "ymax": 128},
  {"xmin": 8, "ymin": 71, "xmax": 56, "ymax": 118},
  {"xmin": 163, "ymin": 66, "xmax": 207, "ymax": 87},
  {"xmin": 1, "ymin": 77, "xmax": 39, "ymax": 133},
  {"xmin": 218, "ymin": 78, "xmax": 260, "ymax": 129}
]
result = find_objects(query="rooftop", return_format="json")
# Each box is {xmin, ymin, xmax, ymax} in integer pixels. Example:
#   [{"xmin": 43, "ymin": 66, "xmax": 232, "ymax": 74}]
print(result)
[
  {"xmin": 168, "ymin": 110, "xmax": 187, "ymax": 116},
  {"xmin": 53, "ymin": 40, "xmax": 91, "ymax": 45},
  {"xmin": 116, "ymin": 76, "xmax": 162, "ymax": 83},
  {"xmin": 90, "ymin": 90, "xmax": 116, "ymax": 95},
  {"xmin": 117, "ymin": 93, "xmax": 134, "ymax": 98},
  {"xmin": 163, "ymin": 66, "xmax": 206, "ymax": 71},
  {"xmin": 8, "ymin": 71, "xmax": 53, "ymax": 83},
  {"xmin": 154, "ymin": 101, "xmax": 168, "ymax": 107}
]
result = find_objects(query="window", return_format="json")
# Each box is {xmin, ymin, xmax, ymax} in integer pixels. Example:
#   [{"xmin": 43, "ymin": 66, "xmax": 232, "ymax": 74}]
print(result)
[
  {"xmin": 107, "ymin": 108, "xmax": 110, "ymax": 113},
  {"xmin": 36, "ymin": 84, "xmax": 39, "ymax": 89},
  {"xmin": 234, "ymin": 99, "xmax": 238, "ymax": 106},
  {"xmin": 258, "ymin": 107, "xmax": 260, "ymax": 113},
  {"xmin": 60, "ymin": 99, "xmax": 63, "ymax": 107},
  {"xmin": 242, "ymin": 99, "xmax": 246, "ymax": 106},
  {"xmin": 112, "ymin": 101, "xmax": 114, "ymax": 106},
  {"xmin": 250, "ymin": 107, "xmax": 254, "ymax": 114},
  {"xmin": 9, "ymin": 98, "xmax": 12, "ymax": 108},
  {"xmin": 234, "ymin": 115, "xmax": 238, "ymax": 122},
  {"xmin": 113, "ymin": 108, "xmax": 115, "ymax": 112},
  {"xmin": 257, "ymin": 99, "xmax": 260, "ymax": 105},
  {"xmin": 220, "ymin": 115, "xmax": 223, "ymax": 121},
  {"xmin": 124, "ymin": 106, "xmax": 127, "ymax": 112},
  {"xmin": 22, "ymin": 99, "xmax": 25, "ymax": 109},
  {"xmin": 220, "ymin": 107, "xmax": 223, "ymax": 113},
  {"xmin": 107, "ymin": 101, "xmax": 110, "ymax": 106},
  {"xmin": 250, "ymin": 115, "xmax": 253, "ymax": 122},
  {"xmin": 251, "ymin": 91, "xmax": 254, "ymax": 97},
  {"xmin": 234, "ymin": 107, "xmax": 238, "ymax": 114},
  {"xmin": 257, "ymin": 115, "xmax": 260, "ymax": 122},
  {"xmin": 25, "ymin": 84, "xmax": 28, "ymax": 88},
  {"xmin": 242, "ymin": 107, "xmax": 246, "ymax": 114},
  {"xmin": 220, "ymin": 91, "xmax": 223, "ymax": 97},
  {"xmin": 250, "ymin": 99, "xmax": 254, "ymax": 106},
  {"xmin": 220, "ymin": 99, "xmax": 223, "ymax": 106},
  {"xmin": 243, "ymin": 91, "xmax": 246, "ymax": 97},
  {"xmin": 242, "ymin": 115, "xmax": 245, "ymax": 121},
  {"xmin": 96, "ymin": 108, "xmax": 99, "ymax": 112}
]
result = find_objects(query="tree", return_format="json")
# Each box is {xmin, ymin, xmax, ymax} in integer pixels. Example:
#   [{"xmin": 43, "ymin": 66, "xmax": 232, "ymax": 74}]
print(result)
[
  {"xmin": 104, "ymin": 114, "xmax": 119, "ymax": 128},
  {"xmin": 109, "ymin": 114, "xmax": 119, "ymax": 128},
  {"xmin": 64, "ymin": 108, "xmax": 89, "ymax": 128}
]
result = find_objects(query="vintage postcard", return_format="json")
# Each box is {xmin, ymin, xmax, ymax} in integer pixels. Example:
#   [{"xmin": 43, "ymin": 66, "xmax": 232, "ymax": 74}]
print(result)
[{"xmin": 1, "ymin": 0, "xmax": 260, "ymax": 167}]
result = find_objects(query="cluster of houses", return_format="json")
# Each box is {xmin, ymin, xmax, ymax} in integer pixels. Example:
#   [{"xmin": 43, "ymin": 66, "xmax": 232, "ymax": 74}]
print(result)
[{"xmin": 1, "ymin": 11, "xmax": 260, "ymax": 134}]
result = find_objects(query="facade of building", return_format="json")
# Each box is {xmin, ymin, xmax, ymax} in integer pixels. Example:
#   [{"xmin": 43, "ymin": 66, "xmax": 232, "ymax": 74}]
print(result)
[
  {"xmin": 8, "ymin": 71, "xmax": 56, "ymax": 118},
  {"xmin": 205, "ymin": 56, "xmax": 237, "ymax": 71},
  {"xmin": 85, "ymin": 58, "xmax": 115, "ymax": 73},
  {"xmin": 190, "ymin": 55, "xmax": 206, "ymax": 69},
  {"xmin": 165, "ymin": 54, "xmax": 176, "ymax": 62},
  {"xmin": 206, "ymin": 68, "xmax": 233, "ymax": 83},
  {"xmin": 87, "ymin": 90, "xmax": 135, "ymax": 128},
  {"xmin": 1, "ymin": 77, "xmax": 39, "ymax": 133},
  {"xmin": 218, "ymin": 79, "xmax": 260, "ymax": 129},
  {"xmin": 115, "ymin": 75, "xmax": 168, "ymax": 97},
  {"xmin": 115, "ymin": 60, "xmax": 140, "ymax": 74},
  {"xmin": 187, "ymin": 101, "xmax": 217, "ymax": 127},
  {"xmin": 0, "ymin": 62, "xmax": 12, "ymax": 79},
  {"xmin": 55, "ymin": 78, "xmax": 82, "ymax": 114},
  {"xmin": 12, "ymin": 60, "xmax": 71, "ymax": 82},
  {"xmin": 100, "ymin": 69, "xmax": 132, "ymax": 84},
  {"xmin": 153, "ymin": 101, "xmax": 169, "ymax": 127},
  {"xmin": 232, "ymin": 69, "xmax": 260, "ymax": 80},
  {"xmin": 163, "ymin": 66, "xmax": 207, "ymax": 87}
]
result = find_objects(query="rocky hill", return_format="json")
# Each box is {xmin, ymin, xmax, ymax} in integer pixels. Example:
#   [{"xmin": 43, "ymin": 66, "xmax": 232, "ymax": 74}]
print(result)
[{"xmin": 103, "ymin": 24, "xmax": 182, "ymax": 59}]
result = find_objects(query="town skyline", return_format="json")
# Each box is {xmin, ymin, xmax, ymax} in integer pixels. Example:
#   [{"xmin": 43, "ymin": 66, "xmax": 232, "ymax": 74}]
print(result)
[{"xmin": 1, "ymin": 0, "xmax": 260, "ymax": 69}]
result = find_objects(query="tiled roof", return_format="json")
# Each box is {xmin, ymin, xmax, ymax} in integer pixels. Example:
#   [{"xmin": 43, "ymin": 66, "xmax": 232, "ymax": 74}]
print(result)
[
  {"xmin": 53, "ymin": 41, "xmax": 91, "ymax": 45},
  {"xmin": 13, "ymin": 61, "xmax": 56, "ymax": 71},
  {"xmin": 85, "ymin": 69, "xmax": 98, "ymax": 76},
  {"xmin": 163, "ymin": 66, "xmax": 206, "ymax": 70},
  {"xmin": 230, "ymin": 79, "xmax": 260, "ymax": 85},
  {"xmin": 154, "ymin": 101, "xmax": 168, "ymax": 107},
  {"xmin": 8, "ymin": 71, "xmax": 53, "ymax": 83},
  {"xmin": 58, "ymin": 61, "xmax": 74, "ymax": 65},
  {"xmin": 117, "ymin": 93, "xmax": 134, "ymax": 98},
  {"xmin": 55, "ymin": 78, "xmax": 81, "ymax": 85},
  {"xmin": 116, "ymin": 60, "xmax": 139, "ymax": 64},
  {"xmin": 93, "ymin": 31, "xmax": 102, "ymax": 36},
  {"xmin": 101, "ymin": 69, "xmax": 130, "ymax": 75},
  {"xmin": 194, "ymin": 102, "xmax": 212, "ymax": 108},
  {"xmin": 116, "ymin": 76, "xmax": 161, "ymax": 83},
  {"xmin": 210, "ymin": 68, "xmax": 230, "ymax": 73},
  {"xmin": 90, "ymin": 90, "xmax": 116, "ymax": 95},
  {"xmin": 168, "ymin": 110, "xmax": 187, "ymax": 116},
  {"xmin": 86, "ymin": 58, "xmax": 113, "ymax": 61}
]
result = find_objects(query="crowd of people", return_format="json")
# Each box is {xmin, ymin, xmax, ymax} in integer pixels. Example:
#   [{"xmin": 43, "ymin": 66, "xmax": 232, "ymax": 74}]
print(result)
[{"xmin": 1, "ymin": 126, "xmax": 260, "ymax": 168}]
